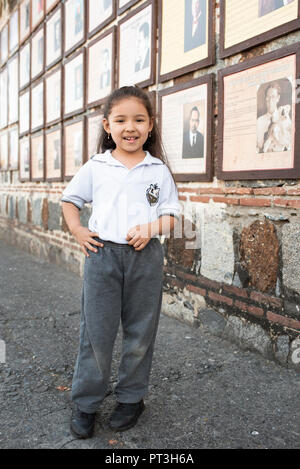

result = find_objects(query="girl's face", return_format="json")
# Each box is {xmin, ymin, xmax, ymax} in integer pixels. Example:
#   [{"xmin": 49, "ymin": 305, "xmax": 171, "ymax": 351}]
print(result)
[{"xmin": 103, "ymin": 97, "xmax": 153, "ymax": 157}]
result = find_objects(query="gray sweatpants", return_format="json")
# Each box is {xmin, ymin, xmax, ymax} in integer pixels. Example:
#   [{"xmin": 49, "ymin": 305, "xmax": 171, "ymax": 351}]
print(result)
[{"xmin": 71, "ymin": 237, "xmax": 164, "ymax": 413}]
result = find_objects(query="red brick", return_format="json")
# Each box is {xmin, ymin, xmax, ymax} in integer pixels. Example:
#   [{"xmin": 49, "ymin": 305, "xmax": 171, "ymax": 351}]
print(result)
[
  {"xmin": 198, "ymin": 276, "xmax": 221, "ymax": 290},
  {"xmin": 273, "ymin": 198, "xmax": 288, "ymax": 207},
  {"xmin": 250, "ymin": 291, "xmax": 283, "ymax": 308},
  {"xmin": 178, "ymin": 187, "xmax": 198, "ymax": 194},
  {"xmin": 234, "ymin": 300, "xmax": 264, "ymax": 317},
  {"xmin": 240, "ymin": 198, "xmax": 271, "ymax": 207},
  {"xmin": 212, "ymin": 196, "xmax": 239, "ymax": 205},
  {"xmin": 176, "ymin": 271, "xmax": 197, "ymax": 282},
  {"xmin": 208, "ymin": 291, "xmax": 233, "ymax": 306},
  {"xmin": 286, "ymin": 199, "xmax": 300, "ymax": 209},
  {"xmin": 266, "ymin": 312, "xmax": 300, "ymax": 330},
  {"xmin": 179, "ymin": 195, "xmax": 187, "ymax": 201},
  {"xmin": 186, "ymin": 284, "xmax": 206, "ymax": 297},
  {"xmin": 223, "ymin": 284, "xmax": 248, "ymax": 298},
  {"xmin": 224, "ymin": 187, "xmax": 253, "ymax": 195},
  {"xmin": 286, "ymin": 187, "xmax": 300, "ymax": 195},
  {"xmin": 190, "ymin": 195, "xmax": 210, "ymax": 203},
  {"xmin": 253, "ymin": 187, "xmax": 286, "ymax": 196},
  {"xmin": 197, "ymin": 188, "xmax": 224, "ymax": 194}
]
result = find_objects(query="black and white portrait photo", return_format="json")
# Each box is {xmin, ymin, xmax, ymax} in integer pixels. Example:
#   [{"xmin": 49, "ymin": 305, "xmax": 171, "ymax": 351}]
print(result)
[
  {"xmin": 258, "ymin": 0, "xmax": 294, "ymax": 17},
  {"xmin": 135, "ymin": 22, "xmax": 150, "ymax": 72},
  {"xmin": 184, "ymin": 0, "xmax": 206, "ymax": 52},
  {"xmin": 257, "ymin": 78, "xmax": 292, "ymax": 153},
  {"xmin": 182, "ymin": 104, "xmax": 204, "ymax": 159}
]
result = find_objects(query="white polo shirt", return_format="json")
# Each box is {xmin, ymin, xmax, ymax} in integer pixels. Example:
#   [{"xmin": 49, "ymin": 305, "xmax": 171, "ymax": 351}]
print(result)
[{"xmin": 61, "ymin": 150, "xmax": 180, "ymax": 244}]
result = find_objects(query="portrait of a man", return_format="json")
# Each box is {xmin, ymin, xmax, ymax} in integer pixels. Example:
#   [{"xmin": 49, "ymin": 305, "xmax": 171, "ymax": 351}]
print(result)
[
  {"xmin": 182, "ymin": 105, "xmax": 204, "ymax": 159},
  {"xmin": 257, "ymin": 80, "xmax": 292, "ymax": 153},
  {"xmin": 184, "ymin": 0, "xmax": 206, "ymax": 52},
  {"xmin": 135, "ymin": 22, "xmax": 150, "ymax": 72},
  {"xmin": 74, "ymin": 0, "xmax": 83, "ymax": 35},
  {"xmin": 99, "ymin": 48, "xmax": 111, "ymax": 89},
  {"xmin": 258, "ymin": 0, "xmax": 294, "ymax": 17}
]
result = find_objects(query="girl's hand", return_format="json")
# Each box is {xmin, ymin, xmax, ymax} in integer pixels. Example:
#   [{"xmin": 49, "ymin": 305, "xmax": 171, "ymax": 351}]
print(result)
[
  {"xmin": 72, "ymin": 226, "xmax": 103, "ymax": 257},
  {"xmin": 126, "ymin": 224, "xmax": 152, "ymax": 251}
]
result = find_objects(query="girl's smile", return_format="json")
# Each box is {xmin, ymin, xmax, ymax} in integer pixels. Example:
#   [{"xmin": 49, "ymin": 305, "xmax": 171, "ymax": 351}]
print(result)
[{"xmin": 102, "ymin": 97, "xmax": 153, "ymax": 160}]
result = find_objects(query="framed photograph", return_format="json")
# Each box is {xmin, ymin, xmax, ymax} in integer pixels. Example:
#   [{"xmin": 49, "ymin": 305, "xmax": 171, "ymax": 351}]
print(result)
[
  {"xmin": 19, "ymin": 41, "xmax": 31, "ymax": 90},
  {"xmin": 220, "ymin": 0, "xmax": 299, "ymax": 58},
  {"xmin": 218, "ymin": 44, "xmax": 299, "ymax": 180},
  {"xmin": 63, "ymin": 48, "xmax": 85, "ymax": 118},
  {"xmin": 31, "ymin": 79, "xmax": 44, "ymax": 132},
  {"xmin": 86, "ymin": 27, "xmax": 115, "ymax": 108},
  {"xmin": 86, "ymin": 110, "xmax": 103, "ymax": 158},
  {"xmin": 32, "ymin": 0, "xmax": 45, "ymax": 32},
  {"xmin": 45, "ymin": 65, "xmax": 62, "ymax": 126},
  {"xmin": 63, "ymin": 116, "xmax": 85, "ymax": 179},
  {"xmin": 9, "ymin": 8, "xmax": 19, "ymax": 55},
  {"xmin": 1, "ymin": 24, "xmax": 9, "ymax": 65},
  {"xmin": 46, "ymin": 4, "xmax": 63, "ymax": 69},
  {"xmin": 31, "ymin": 23, "xmax": 44, "ymax": 81},
  {"xmin": 0, "ymin": 67, "xmax": 8, "ymax": 129},
  {"xmin": 158, "ymin": 0, "xmax": 214, "ymax": 83},
  {"xmin": 64, "ymin": 0, "xmax": 85, "ymax": 57},
  {"xmin": 31, "ymin": 130, "xmax": 44, "ymax": 181},
  {"xmin": 19, "ymin": 0, "xmax": 31, "ymax": 44},
  {"xmin": 8, "ymin": 54, "xmax": 19, "ymax": 125},
  {"xmin": 117, "ymin": 0, "xmax": 139, "ymax": 15},
  {"xmin": 9, "ymin": 125, "xmax": 19, "ymax": 170},
  {"xmin": 46, "ymin": 0, "xmax": 60, "ymax": 14},
  {"xmin": 45, "ymin": 124, "xmax": 62, "ymax": 181},
  {"xmin": 19, "ymin": 89, "xmax": 30, "ymax": 136},
  {"xmin": 19, "ymin": 135, "xmax": 30, "ymax": 181},
  {"xmin": 118, "ymin": 0, "xmax": 156, "ymax": 88},
  {"xmin": 88, "ymin": 0, "xmax": 116, "ymax": 38},
  {"xmin": 0, "ymin": 131, "xmax": 8, "ymax": 171},
  {"xmin": 159, "ymin": 75, "xmax": 214, "ymax": 182}
]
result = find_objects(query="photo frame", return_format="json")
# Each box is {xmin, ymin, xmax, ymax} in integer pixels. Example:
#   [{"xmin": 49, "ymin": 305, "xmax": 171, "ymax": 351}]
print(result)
[
  {"xmin": 19, "ymin": 135, "xmax": 30, "ymax": 181},
  {"xmin": 31, "ymin": 130, "xmax": 45, "ymax": 181},
  {"xmin": 19, "ymin": 0, "xmax": 31, "ymax": 45},
  {"xmin": 0, "ymin": 130, "xmax": 8, "ymax": 171},
  {"xmin": 64, "ymin": 0, "xmax": 86, "ymax": 57},
  {"xmin": 86, "ymin": 27, "xmax": 115, "ymax": 108},
  {"xmin": 19, "ymin": 89, "xmax": 30, "ymax": 137},
  {"xmin": 118, "ymin": 0, "xmax": 156, "ymax": 88},
  {"xmin": 9, "ymin": 8, "xmax": 19, "ymax": 55},
  {"xmin": 88, "ymin": 0, "xmax": 116, "ymax": 38},
  {"xmin": 31, "ymin": 79, "xmax": 44, "ymax": 132},
  {"xmin": 9, "ymin": 125, "xmax": 19, "ymax": 170},
  {"xmin": 19, "ymin": 41, "xmax": 31, "ymax": 90},
  {"xmin": 117, "ymin": 0, "xmax": 139, "ymax": 15},
  {"xmin": 86, "ymin": 110, "xmax": 103, "ymax": 159},
  {"xmin": 0, "ymin": 67, "xmax": 8, "ymax": 129},
  {"xmin": 158, "ymin": 75, "xmax": 214, "ymax": 182},
  {"xmin": 158, "ymin": 0, "xmax": 215, "ymax": 83},
  {"xmin": 218, "ymin": 43, "xmax": 300, "ymax": 180},
  {"xmin": 220, "ymin": 0, "xmax": 300, "ymax": 58},
  {"xmin": 31, "ymin": 23, "xmax": 45, "ymax": 81},
  {"xmin": 63, "ymin": 48, "xmax": 85, "ymax": 118},
  {"xmin": 8, "ymin": 54, "xmax": 19, "ymax": 125},
  {"xmin": 32, "ymin": 0, "xmax": 45, "ymax": 32},
  {"xmin": 1, "ymin": 24, "xmax": 9, "ymax": 65},
  {"xmin": 45, "ymin": 65, "xmax": 62, "ymax": 126},
  {"xmin": 63, "ymin": 116, "xmax": 85, "ymax": 180},
  {"xmin": 46, "ymin": 0, "xmax": 60, "ymax": 14},
  {"xmin": 45, "ymin": 124, "xmax": 62, "ymax": 181},
  {"xmin": 46, "ymin": 3, "xmax": 63, "ymax": 69}
]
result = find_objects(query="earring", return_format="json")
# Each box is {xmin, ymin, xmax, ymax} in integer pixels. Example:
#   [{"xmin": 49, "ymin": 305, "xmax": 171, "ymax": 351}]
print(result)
[
  {"xmin": 107, "ymin": 133, "xmax": 110, "ymax": 140},
  {"xmin": 148, "ymin": 131, "xmax": 152, "ymax": 138}
]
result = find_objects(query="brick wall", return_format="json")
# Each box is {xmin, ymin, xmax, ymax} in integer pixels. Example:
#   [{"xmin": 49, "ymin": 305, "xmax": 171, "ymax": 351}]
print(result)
[{"xmin": 0, "ymin": 0, "xmax": 300, "ymax": 369}]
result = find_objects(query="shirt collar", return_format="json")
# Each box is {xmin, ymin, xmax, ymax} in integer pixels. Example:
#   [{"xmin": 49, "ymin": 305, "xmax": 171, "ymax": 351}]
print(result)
[{"xmin": 92, "ymin": 150, "xmax": 164, "ymax": 166}]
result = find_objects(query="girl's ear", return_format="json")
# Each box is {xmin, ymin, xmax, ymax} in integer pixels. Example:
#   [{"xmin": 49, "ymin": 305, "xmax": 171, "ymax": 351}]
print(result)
[
  {"xmin": 102, "ymin": 117, "xmax": 110, "ymax": 134},
  {"xmin": 149, "ymin": 116, "xmax": 154, "ymax": 132}
]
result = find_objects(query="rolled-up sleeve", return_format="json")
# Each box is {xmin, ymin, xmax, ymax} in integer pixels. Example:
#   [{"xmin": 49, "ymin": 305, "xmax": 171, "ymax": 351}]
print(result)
[
  {"xmin": 61, "ymin": 161, "xmax": 93, "ymax": 210},
  {"xmin": 157, "ymin": 165, "xmax": 181, "ymax": 219}
]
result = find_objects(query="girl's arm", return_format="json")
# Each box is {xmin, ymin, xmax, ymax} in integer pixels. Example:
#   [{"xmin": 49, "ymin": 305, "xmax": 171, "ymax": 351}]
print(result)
[
  {"xmin": 62, "ymin": 202, "xmax": 103, "ymax": 257},
  {"xmin": 126, "ymin": 215, "xmax": 177, "ymax": 251}
]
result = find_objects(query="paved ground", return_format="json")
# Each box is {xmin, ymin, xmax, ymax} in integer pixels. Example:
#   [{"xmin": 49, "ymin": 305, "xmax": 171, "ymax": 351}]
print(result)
[{"xmin": 0, "ymin": 238, "xmax": 299, "ymax": 450}]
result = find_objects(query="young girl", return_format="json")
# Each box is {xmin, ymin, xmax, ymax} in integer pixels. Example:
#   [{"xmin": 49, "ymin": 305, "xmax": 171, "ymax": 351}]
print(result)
[{"xmin": 61, "ymin": 86, "xmax": 180, "ymax": 439}]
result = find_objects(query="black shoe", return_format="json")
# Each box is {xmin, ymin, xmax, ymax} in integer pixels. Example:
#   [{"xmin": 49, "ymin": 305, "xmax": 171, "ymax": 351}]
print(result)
[
  {"xmin": 109, "ymin": 400, "xmax": 145, "ymax": 432},
  {"xmin": 70, "ymin": 407, "xmax": 96, "ymax": 439}
]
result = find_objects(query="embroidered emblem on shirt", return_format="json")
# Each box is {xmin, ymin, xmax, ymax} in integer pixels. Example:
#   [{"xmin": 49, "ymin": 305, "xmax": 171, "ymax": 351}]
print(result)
[{"xmin": 146, "ymin": 183, "xmax": 160, "ymax": 206}]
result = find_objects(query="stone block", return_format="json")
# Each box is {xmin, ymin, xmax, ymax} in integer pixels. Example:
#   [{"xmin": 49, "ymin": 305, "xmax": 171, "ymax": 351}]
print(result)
[
  {"xmin": 17, "ymin": 197, "xmax": 27, "ymax": 224},
  {"xmin": 48, "ymin": 201, "xmax": 61, "ymax": 231},
  {"xmin": 198, "ymin": 308, "xmax": 226, "ymax": 336},
  {"xmin": 32, "ymin": 198, "xmax": 42, "ymax": 226},
  {"xmin": 274, "ymin": 335, "xmax": 290, "ymax": 366},
  {"xmin": 282, "ymin": 223, "xmax": 300, "ymax": 295}
]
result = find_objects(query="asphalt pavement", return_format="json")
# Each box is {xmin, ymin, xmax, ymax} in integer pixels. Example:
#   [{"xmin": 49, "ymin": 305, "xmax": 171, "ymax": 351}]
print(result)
[{"xmin": 0, "ymin": 238, "xmax": 299, "ymax": 450}]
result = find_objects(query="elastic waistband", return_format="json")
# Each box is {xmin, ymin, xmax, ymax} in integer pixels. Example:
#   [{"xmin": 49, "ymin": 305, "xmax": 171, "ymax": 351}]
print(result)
[{"xmin": 95, "ymin": 237, "xmax": 158, "ymax": 249}]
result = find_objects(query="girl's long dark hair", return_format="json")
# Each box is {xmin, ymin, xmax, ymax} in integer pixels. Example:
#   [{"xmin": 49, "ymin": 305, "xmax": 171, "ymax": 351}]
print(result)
[{"xmin": 96, "ymin": 86, "xmax": 169, "ymax": 166}]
